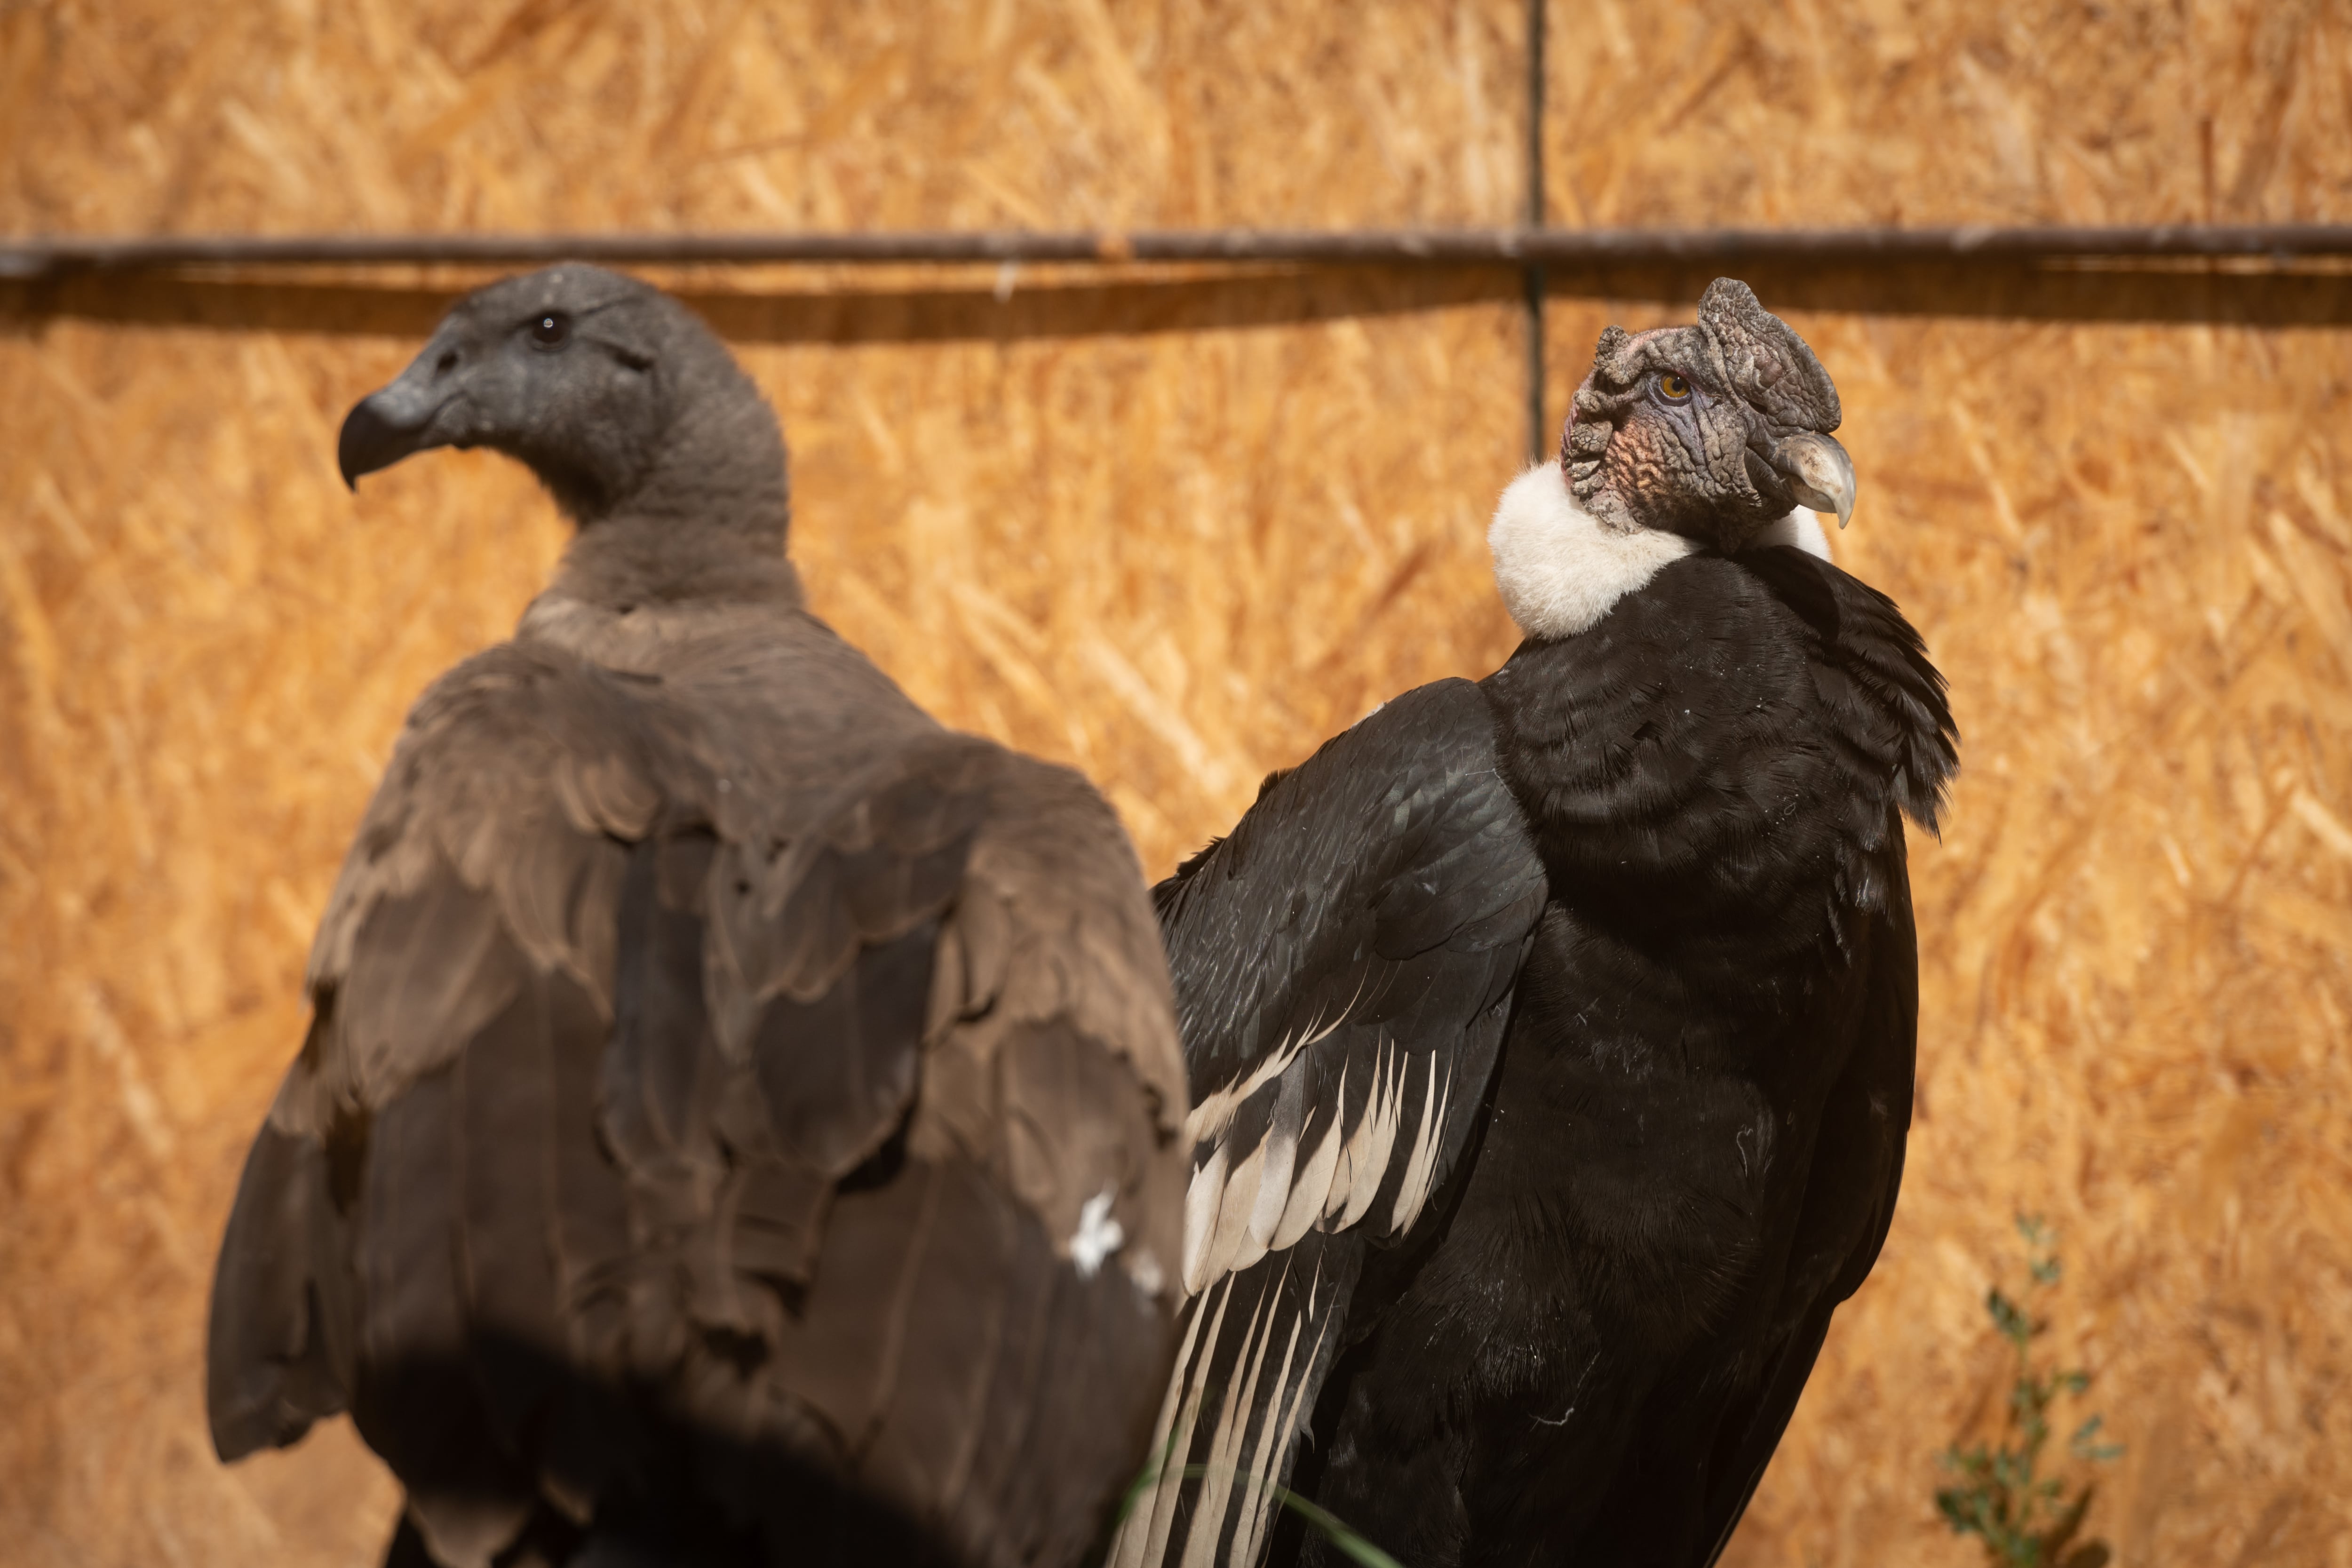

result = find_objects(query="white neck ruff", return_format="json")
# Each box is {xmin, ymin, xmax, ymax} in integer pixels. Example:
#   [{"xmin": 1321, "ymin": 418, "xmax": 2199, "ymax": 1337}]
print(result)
[{"xmin": 1486, "ymin": 464, "xmax": 1829, "ymax": 640}]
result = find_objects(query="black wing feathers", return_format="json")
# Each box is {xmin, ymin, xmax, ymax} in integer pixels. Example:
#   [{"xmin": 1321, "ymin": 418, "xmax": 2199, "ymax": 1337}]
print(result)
[
  {"xmin": 1158, "ymin": 683, "xmax": 1534, "ymax": 1074},
  {"xmin": 1737, "ymin": 544, "xmax": 1959, "ymax": 839},
  {"xmin": 1694, "ymin": 818, "xmax": 1921, "ymax": 1567},
  {"xmin": 1113, "ymin": 680, "xmax": 1544, "ymax": 1568},
  {"xmin": 1164, "ymin": 680, "xmax": 1542, "ymax": 1303}
]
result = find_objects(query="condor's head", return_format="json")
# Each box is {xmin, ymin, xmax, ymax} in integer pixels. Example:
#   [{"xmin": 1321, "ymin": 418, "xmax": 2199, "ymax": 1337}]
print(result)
[
  {"xmin": 1489, "ymin": 279, "xmax": 1854, "ymax": 641},
  {"xmin": 1564, "ymin": 278, "xmax": 1851, "ymax": 553},
  {"xmin": 336, "ymin": 264, "xmax": 787, "ymax": 541}
]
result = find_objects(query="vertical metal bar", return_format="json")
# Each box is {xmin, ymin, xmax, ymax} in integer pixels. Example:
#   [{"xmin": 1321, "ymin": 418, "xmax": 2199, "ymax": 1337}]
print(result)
[{"xmin": 1524, "ymin": 0, "xmax": 1548, "ymax": 465}]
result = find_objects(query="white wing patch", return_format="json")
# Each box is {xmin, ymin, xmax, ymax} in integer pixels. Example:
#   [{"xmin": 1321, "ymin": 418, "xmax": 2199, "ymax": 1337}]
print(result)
[
  {"xmin": 1389, "ymin": 1054, "xmax": 1452, "ymax": 1235},
  {"xmin": 1334, "ymin": 1041, "xmax": 1405, "ymax": 1231},
  {"xmin": 1178, "ymin": 1030, "xmax": 1456, "ymax": 1304},
  {"xmin": 1243, "ymin": 1136, "xmax": 1295, "ymax": 1258},
  {"xmin": 1184, "ymin": 1036, "xmax": 1305, "ymax": 1149},
  {"xmin": 1183, "ymin": 989, "xmax": 1359, "ymax": 1149},
  {"xmin": 1269, "ymin": 1079, "xmax": 1344, "ymax": 1252},
  {"xmin": 1181, "ymin": 1144, "xmax": 1231, "ymax": 1296},
  {"xmin": 1112, "ymin": 1276, "xmax": 1233, "ymax": 1568},
  {"xmin": 1110, "ymin": 1258, "xmax": 1338, "ymax": 1568},
  {"xmin": 1195, "ymin": 1136, "xmax": 1267, "ymax": 1291}
]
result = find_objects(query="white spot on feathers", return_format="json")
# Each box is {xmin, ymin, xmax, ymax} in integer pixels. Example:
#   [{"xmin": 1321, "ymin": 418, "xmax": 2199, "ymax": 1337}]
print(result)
[
  {"xmin": 1488, "ymin": 462, "xmax": 1696, "ymax": 639},
  {"xmin": 1070, "ymin": 1189, "xmax": 1125, "ymax": 1279}
]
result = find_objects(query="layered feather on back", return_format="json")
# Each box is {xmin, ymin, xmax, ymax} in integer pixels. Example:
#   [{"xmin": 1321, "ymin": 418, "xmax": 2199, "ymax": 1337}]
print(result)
[{"xmin": 208, "ymin": 601, "xmax": 1188, "ymax": 1568}]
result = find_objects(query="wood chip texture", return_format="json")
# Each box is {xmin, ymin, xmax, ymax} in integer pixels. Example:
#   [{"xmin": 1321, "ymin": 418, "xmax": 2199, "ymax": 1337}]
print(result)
[{"xmin": 4, "ymin": 2, "xmax": 2352, "ymax": 1566}]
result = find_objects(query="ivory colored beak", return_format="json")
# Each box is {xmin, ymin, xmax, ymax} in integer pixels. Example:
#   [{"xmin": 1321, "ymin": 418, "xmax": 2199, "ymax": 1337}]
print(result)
[{"xmin": 1772, "ymin": 430, "xmax": 1857, "ymax": 530}]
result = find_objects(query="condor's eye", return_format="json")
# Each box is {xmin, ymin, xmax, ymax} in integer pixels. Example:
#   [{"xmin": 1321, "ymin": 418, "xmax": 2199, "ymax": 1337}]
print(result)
[
  {"xmin": 528, "ymin": 312, "xmax": 572, "ymax": 350},
  {"xmin": 1657, "ymin": 372, "xmax": 1692, "ymax": 403}
]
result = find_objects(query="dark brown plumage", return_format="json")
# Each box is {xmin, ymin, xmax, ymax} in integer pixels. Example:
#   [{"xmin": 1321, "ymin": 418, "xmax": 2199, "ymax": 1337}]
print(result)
[{"xmin": 207, "ymin": 266, "xmax": 1188, "ymax": 1568}]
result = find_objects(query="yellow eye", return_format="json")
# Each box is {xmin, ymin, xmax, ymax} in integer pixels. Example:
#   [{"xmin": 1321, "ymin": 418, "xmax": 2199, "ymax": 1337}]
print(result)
[{"xmin": 1658, "ymin": 372, "xmax": 1692, "ymax": 402}]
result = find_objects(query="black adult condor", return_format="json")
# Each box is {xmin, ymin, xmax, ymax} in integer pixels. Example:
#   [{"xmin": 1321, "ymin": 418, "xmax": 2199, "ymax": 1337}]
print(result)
[
  {"xmin": 1110, "ymin": 279, "xmax": 1956, "ymax": 1568},
  {"xmin": 204, "ymin": 266, "xmax": 1189, "ymax": 1568}
]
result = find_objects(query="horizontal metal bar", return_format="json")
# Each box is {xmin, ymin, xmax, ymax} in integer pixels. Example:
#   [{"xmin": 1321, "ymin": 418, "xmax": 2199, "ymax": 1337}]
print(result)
[{"xmin": 6, "ymin": 224, "xmax": 2352, "ymax": 280}]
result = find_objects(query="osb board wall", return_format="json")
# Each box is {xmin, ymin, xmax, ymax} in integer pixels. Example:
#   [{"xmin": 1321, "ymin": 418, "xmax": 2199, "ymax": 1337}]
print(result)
[
  {"xmin": 1682, "ymin": 310, "xmax": 2352, "ymax": 1568},
  {"xmin": 1545, "ymin": 0, "xmax": 2352, "ymax": 229},
  {"xmin": 3, "ymin": 1, "xmax": 1529, "ymax": 231},
  {"xmin": 3, "ymin": 3, "xmax": 2351, "ymax": 1567}
]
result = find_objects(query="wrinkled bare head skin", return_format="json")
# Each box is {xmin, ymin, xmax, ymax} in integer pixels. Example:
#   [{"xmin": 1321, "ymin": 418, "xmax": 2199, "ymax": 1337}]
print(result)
[
  {"xmin": 337, "ymin": 264, "xmax": 788, "ymax": 541},
  {"xmin": 1563, "ymin": 279, "xmax": 1854, "ymax": 552}
]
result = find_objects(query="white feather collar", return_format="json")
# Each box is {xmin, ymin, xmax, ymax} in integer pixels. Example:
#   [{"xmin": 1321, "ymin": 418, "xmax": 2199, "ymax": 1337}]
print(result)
[
  {"xmin": 1756, "ymin": 508, "xmax": 1834, "ymax": 560},
  {"xmin": 1485, "ymin": 464, "xmax": 1829, "ymax": 640}
]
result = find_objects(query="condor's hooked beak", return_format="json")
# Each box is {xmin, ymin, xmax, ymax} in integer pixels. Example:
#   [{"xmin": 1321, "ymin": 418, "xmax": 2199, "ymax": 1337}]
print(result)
[
  {"xmin": 1770, "ymin": 430, "xmax": 1857, "ymax": 530},
  {"xmin": 337, "ymin": 343, "xmax": 461, "ymax": 490}
]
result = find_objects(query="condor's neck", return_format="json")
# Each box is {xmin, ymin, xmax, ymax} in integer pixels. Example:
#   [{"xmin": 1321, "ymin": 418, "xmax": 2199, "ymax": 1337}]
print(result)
[
  {"xmin": 1485, "ymin": 463, "xmax": 1830, "ymax": 642},
  {"xmin": 547, "ymin": 510, "xmax": 801, "ymax": 611},
  {"xmin": 542, "ymin": 401, "xmax": 798, "ymax": 611}
]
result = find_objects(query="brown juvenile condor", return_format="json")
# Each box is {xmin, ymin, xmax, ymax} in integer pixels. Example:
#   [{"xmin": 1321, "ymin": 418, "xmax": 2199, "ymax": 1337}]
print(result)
[
  {"xmin": 1112, "ymin": 280, "xmax": 1956, "ymax": 1568},
  {"xmin": 205, "ymin": 265, "xmax": 1188, "ymax": 1568}
]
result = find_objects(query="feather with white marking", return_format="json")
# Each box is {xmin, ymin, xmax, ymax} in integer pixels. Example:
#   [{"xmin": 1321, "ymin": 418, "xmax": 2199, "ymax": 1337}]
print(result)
[{"xmin": 1112, "ymin": 679, "xmax": 1547, "ymax": 1565}]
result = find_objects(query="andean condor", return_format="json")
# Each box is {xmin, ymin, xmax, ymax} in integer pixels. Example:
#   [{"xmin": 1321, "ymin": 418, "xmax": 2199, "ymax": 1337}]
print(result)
[
  {"xmin": 204, "ymin": 265, "xmax": 1189, "ymax": 1568},
  {"xmin": 1110, "ymin": 279, "xmax": 1957, "ymax": 1568}
]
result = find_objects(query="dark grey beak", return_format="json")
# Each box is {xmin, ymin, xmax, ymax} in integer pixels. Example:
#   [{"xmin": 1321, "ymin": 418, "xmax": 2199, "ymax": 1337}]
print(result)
[{"xmin": 337, "ymin": 359, "xmax": 456, "ymax": 490}]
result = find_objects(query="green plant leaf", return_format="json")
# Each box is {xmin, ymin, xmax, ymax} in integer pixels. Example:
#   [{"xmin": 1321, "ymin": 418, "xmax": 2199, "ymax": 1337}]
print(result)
[
  {"xmin": 1935, "ymin": 1215, "xmax": 2122, "ymax": 1568},
  {"xmin": 1264, "ymin": 1489, "xmax": 1409, "ymax": 1568},
  {"xmin": 1989, "ymin": 1289, "xmax": 2032, "ymax": 1347},
  {"xmin": 1152, "ymin": 1463, "xmax": 1406, "ymax": 1568}
]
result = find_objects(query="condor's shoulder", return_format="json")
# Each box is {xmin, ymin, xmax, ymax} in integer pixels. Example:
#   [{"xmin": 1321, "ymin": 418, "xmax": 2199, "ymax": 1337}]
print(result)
[
  {"xmin": 1145, "ymin": 678, "xmax": 1546, "ymax": 1304},
  {"xmin": 1485, "ymin": 544, "xmax": 1956, "ymax": 839},
  {"xmin": 1727, "ymin": 544, "xmax": 1957, "ymax": 832},
  {"xmin": 305, "ymin": 640, "xmax": 710, "ymax": 1007},
  {"xmin": 1153, "ymin": 677, "xmax": 1546, "ymax": 1103}
]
